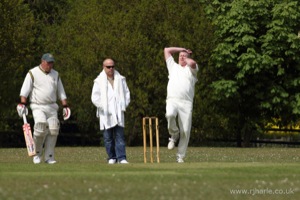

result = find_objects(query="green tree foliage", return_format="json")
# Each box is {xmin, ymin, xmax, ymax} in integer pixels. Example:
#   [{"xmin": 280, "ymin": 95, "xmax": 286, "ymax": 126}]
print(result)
[
  {"xmin": 0, "ymin": 0, "xmax": 35, "ymax": 130},
  {"xmin": 204, "ymin": 0, "xmax": 300, "ymax": 146},
  {"xmin": 41, "ymin": 0, "xmax": 213, "ymax": 145},
  {"xmin": 24, "ymin": 0, "xmax": 73, "ymax": 56}
]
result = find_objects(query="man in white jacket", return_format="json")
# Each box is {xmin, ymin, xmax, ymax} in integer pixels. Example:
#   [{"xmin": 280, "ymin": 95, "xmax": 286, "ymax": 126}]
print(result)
[
  {"xmin": 164, "ymin": 47, "xmax": 198, "ymax": 163},
  {"xmin": 91, "ymin": 58, "xmax": 130, "ymax": 164}
]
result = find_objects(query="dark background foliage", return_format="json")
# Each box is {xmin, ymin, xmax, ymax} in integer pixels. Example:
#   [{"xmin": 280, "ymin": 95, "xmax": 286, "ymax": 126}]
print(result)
[{"xmin": 1, "ymin": 0, "xmax": 300, "ymax": 147}]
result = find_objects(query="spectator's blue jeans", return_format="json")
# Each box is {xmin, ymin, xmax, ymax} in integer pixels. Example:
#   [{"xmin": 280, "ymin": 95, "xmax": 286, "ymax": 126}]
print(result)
[{"xmin": 103, "ymin": 125, "xmax": 127, "ymax": 162}]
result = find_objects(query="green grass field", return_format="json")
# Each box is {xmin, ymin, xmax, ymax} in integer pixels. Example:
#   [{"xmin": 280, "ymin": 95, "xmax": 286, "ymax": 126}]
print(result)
[{"xmin": 0, "ymin": 147, "xmax": 299, "ymax": 200}]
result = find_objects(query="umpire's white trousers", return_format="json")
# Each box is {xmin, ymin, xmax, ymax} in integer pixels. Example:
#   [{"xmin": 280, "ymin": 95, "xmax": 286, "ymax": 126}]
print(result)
[{"xmin": 166, "ymin": 98, "xmax": 193, "ymax": 159}]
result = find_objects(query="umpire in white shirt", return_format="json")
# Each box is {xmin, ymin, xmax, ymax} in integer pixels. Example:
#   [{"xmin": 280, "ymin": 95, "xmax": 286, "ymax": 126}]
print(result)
[
  {"xmin": 91, "ymin": 58, "xmax": 130, "ymax": 164},
  {"xmin": 17, "ymin": 53, "xmax": 71, "ymax": 164}
]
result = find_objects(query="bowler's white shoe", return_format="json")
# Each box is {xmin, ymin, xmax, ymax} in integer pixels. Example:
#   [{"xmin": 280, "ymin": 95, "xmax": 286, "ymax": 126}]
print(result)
[
  {"xmin": 168, "ymin": 138, "xmax": 176, "ymax": 150},
  {"xmin": 119, "ymin": 160, "xmax": 129, "ymax": 164},
  {"xmin": 177, "ymin": 157, "xmax": 184, "ymax": 163},
  {"xmin": 33, "ymin": 156, "xmax": 41, "ymax": 164},
  {"xmin": 45, "ymin": 159, "xmax": 57, "ymax": 164},
  {"xmin": 108, "ymin": 159, "xmax": 116, "ymax": 164}
]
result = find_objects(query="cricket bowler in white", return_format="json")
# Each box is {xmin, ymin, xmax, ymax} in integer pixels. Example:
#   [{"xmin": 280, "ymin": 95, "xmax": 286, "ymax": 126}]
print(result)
[
  {"xmin": 17, "ymin": 53, "xmax": 71, "ymax": 164},
  {"xmin": 164, "ymin": 47, "xmax": 198, "ymax": 163}
]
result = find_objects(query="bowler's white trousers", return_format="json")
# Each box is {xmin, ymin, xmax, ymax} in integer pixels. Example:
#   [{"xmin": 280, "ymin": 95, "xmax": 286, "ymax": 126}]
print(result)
[{"xmin": 165, "ymin": 98, "xmax": 193, "ymax": 159}]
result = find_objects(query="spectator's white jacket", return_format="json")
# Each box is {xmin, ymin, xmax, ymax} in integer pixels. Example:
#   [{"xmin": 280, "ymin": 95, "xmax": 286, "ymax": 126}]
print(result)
[{"xmin": 91, "ymin": 70, "xmax": 130, "ymax": 130}]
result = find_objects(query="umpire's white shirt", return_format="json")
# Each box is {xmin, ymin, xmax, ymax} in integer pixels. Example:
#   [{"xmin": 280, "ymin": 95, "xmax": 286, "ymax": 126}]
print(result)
[
  {"xmin": 91, "ymin": 74, "xmax": 130, "ymax": 130},
  {"xmin": 20, "ymin": 65, "xmax": 67, "ymax": 105}
]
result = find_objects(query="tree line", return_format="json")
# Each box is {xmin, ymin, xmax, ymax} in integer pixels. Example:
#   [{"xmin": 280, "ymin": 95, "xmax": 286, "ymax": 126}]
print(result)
[{"xmin": 1, "ymin": 0, "xmax": 300, "ymax": 147}]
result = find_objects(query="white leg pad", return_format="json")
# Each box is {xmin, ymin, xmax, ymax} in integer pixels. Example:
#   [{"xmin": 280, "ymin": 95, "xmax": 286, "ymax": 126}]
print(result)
[
  {"xmin": 34, "ymin": 122, "xmax": 48, "ymax": 137},
  {"xmin": 33, "ymin": 122, "xmax": 48, "ymax": 156},
  {"xmin": 44, "ymin": 134, "xmax": 57, "ymax": 162},
  {"xmin": 47, "ymin": 117, "xmax": 60, "ymax": 136},
  {"xmin": 33, "ymin": 135, "xmax": 46, "ymax": 157}
]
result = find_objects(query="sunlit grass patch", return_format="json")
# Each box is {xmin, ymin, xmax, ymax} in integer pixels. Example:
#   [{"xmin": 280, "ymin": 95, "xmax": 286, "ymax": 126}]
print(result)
[{"xmin": 0, "ymin": 147, "xmax": 300, "ymax": 200}]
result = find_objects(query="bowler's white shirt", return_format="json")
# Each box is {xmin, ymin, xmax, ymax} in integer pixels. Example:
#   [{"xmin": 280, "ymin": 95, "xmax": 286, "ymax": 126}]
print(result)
[{"xmin": 166, "ymin": 56, "xmax": 198, "ymax": 102}]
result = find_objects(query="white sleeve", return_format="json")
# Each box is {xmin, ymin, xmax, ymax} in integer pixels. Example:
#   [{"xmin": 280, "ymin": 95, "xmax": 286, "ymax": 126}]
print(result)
[
  {"xmin": 91, "ymin": 81, "xmax": 102, "ymax": 109},
  {"xmin": 57, "ymin": 78, "xmax": 67, "ymax": 100},
  {"xmin": 190, "ymin": 64, "xmax": 199, "ymax": 77},
  {"xmin": 20, "ymin": 73, "xmax": 33, "ymax": 98},
  {"xmin": 123, "ymin": 79, "xmax": 130, "ymax": 108},
  {"xmin": 166, "ymin": 56, "xmax": 175, "ymax": 73}
]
